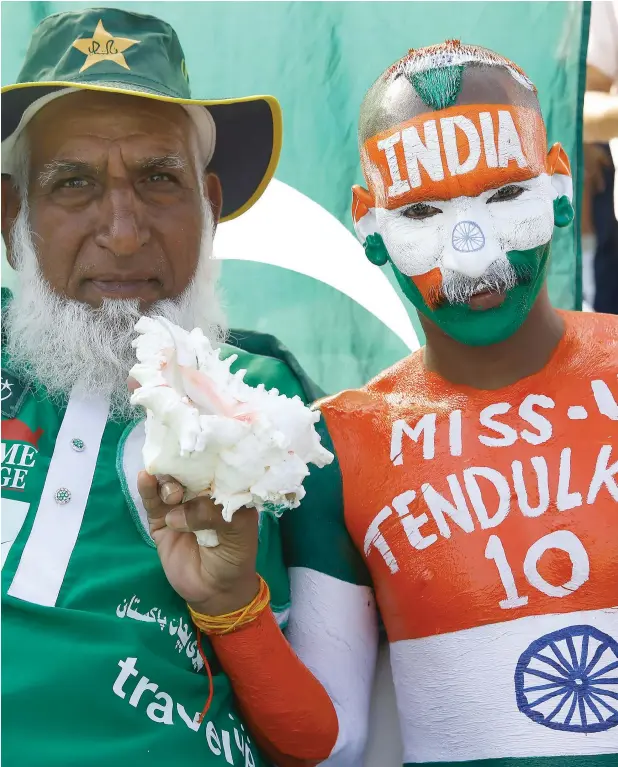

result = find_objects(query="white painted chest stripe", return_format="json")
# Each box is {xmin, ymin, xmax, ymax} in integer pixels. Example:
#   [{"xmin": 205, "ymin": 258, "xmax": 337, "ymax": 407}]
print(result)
[{"xmin": 8, "ymin": 387, "xmax": 110, "ymax": 606}]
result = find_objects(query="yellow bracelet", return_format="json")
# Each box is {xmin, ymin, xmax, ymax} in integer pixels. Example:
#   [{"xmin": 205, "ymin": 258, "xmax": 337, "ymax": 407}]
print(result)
[{"xmin": 188, "ymin": 576, "xmax": 270, "ymax": 636}]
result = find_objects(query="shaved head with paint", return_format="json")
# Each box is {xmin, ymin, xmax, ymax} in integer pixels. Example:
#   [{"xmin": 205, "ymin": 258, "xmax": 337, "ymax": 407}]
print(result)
[{"xmin": 352, "ymin": 41, "xmax": 574, "ymax": 346}]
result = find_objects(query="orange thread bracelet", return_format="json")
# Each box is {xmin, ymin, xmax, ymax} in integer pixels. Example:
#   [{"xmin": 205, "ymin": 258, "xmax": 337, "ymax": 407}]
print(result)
[
  {"xmin": 189, "ymin": 576, "xmax": 271, "ymax": 722},
  {"xmin": 188, "ymin": 576, "xmax": 270, "ymax": 635}
]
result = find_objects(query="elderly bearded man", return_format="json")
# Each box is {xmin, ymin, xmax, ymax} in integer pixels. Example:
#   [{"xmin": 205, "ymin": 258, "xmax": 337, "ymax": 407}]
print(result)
[
  {"xmin": 1, "ymin": 8, "xmax": 341, "ymax": 767},
  {"xmin": 275, "ymin": 42, "xmax": 618, "ymax": 767}
]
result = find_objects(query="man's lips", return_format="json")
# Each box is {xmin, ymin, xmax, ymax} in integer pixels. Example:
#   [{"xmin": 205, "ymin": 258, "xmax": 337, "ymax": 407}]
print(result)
[
  {"xmin": 88, "ymin": 278, "xmax": 161, "ymax": 298},
  {"xmin": 435, "ymin": 282, "xmax": 509, "ymax": 311},
  {"xmin": 468, "ymin": 289, "xmax": 507, "ymax": 311}
]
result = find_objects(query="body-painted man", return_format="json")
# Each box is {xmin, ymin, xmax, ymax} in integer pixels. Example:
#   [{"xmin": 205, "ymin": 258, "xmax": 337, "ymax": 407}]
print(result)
[{"xmin": 282, "ymin": 42, "xmax": 618, "ymax": 766}]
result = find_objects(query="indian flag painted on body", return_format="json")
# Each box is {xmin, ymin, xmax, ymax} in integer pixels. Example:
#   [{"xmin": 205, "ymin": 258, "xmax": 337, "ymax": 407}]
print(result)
[{"xmin": 394, "ymin": 607, "xmax": 618, "ymax": 766}]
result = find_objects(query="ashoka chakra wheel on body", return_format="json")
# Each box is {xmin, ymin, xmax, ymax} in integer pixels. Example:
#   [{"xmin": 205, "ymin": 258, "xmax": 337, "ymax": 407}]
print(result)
[{"xmin": 515, "ymin": 624, "xmax": 618, "ymax": 733}]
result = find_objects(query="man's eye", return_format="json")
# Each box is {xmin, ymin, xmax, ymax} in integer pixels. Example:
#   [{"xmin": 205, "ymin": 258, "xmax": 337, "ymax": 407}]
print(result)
[
  {"xmin": 403, "ymin": 203, "xmax": 442, "ymax": 220},
  {"xmin": 487, "ymin": 185, "xmax": 525, "ymax": 203},
  {"xmin": 147, "ymin": 173, "xmax": 176, "ymax": 183},
  {"xmin": 58, "ymin": 178, "xmax": 89, "ymax": 189}
]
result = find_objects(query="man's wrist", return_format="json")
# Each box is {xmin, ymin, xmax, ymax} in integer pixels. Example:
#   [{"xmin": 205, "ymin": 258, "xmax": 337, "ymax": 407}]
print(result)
[{"xmin": 188, "ymin": 573, "xmax": 260, "ymax": 617}]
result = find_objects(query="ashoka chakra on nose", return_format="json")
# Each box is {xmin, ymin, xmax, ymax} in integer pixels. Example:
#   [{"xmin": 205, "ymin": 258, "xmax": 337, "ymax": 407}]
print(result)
[
  {"xmin": 515, "ymin": 624, "xmax": 618, "ymax": 733},
  {"xmin": 452, "ymin": 220, "xmax": 486, "ymax": 252}
]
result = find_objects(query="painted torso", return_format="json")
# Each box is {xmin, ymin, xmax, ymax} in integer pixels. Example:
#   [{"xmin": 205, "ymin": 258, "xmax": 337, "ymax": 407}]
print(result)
[{"xmin": 320, "ymin": 311, "xmax": 618, "ymax": 767}]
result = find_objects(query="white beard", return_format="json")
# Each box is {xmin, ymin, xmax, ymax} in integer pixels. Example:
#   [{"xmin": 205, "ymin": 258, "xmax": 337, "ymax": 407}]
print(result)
[{"xmin": 4, "ymin": 199, "xmax": 226, "ymax": 421}]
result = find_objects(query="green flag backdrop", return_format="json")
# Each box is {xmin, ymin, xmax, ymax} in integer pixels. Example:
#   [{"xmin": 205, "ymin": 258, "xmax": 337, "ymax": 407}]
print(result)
[{"xmin": 1, "ymin": 1, "xmax": 589, "ymax": 394}]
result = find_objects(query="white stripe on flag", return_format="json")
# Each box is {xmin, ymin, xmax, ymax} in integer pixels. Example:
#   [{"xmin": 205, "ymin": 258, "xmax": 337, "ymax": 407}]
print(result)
[{"xmin": 390, "ymin": 606, "xmax": 618, "ymax": 764}]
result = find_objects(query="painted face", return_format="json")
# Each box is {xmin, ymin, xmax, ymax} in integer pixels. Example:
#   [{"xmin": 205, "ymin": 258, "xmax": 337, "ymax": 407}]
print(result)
[{"xmin": 353, "ymin": 103, "xmax": 574, "ymax": 346}]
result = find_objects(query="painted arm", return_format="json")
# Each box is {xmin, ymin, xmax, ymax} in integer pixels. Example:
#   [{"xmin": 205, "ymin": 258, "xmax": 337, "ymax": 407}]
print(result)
[
  {"xmin": 210, "ymin": 550, "xmax": 378, "ymax": 767},
  {"xmin": 207, "ymin": 380, "xmax": 376, "ymax": 765},
  {"xmin": 286, "ymin": 567, "xmax": 378, "ymax": 766},
  {"xmin": 207, "ymin": 413, "xmax": 378, "ymax": 766},
  {"xmin": 210, "ymin": 608, "xmax": 340, "ymax": 766},
  {"xmin": 280, "ymin": 414, "xmax": 379, "ymax": 766}
]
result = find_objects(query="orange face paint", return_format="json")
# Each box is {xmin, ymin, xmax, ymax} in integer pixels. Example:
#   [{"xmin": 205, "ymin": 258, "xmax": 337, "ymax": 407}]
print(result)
[
  {"xmin": 362, "ymin": 103, "xmax": 547, "ymax": 208},
  {"xmin": 411, "ymin": 267, "xmax": 443, "ymax": 308}
]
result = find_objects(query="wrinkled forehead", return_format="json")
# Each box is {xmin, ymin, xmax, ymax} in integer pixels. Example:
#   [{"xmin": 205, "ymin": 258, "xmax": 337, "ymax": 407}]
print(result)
[
  {"xmin": 27, "ymin": 91, "xmax": 196, "ymax": 170},
  {"xmin": 360, "ymin": 63, "xmax": 547, "ymax": 208}
]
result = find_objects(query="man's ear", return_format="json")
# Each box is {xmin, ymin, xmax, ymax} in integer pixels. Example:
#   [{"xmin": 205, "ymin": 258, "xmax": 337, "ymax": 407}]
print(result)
[
  {"xmin": 204, "ymin": 172, "xmax": 223, "ymax": 230},
  {"xmin": 351, "ymin": 185, "xmax": 376, "ymax": 244},
  {"xmin": 2, "ymin": 175, "xmax": 21, "ymax": 268},
  {"xmin": 351, "ymin": 186, "xmax": 389, "ymax": 266},
  {"xmin": 546, "ymin": 143, "xmax": 573, "ymax": 199},
  {"xmin": 351, "ymin": 185, "xmax": 389, "ymax": 266},
  {"xmin": 545, "ymin": 144, "xmax": 574, "ymax": 229},
  {"xmin": 553, "ymin": 195, "xmax": 574, "ymax": 228}
]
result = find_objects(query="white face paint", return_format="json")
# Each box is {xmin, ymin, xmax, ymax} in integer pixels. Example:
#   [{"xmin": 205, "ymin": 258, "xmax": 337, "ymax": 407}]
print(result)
[{"xmin": 375, "ymin": 173, "xmax": 555, "ymax": 281}]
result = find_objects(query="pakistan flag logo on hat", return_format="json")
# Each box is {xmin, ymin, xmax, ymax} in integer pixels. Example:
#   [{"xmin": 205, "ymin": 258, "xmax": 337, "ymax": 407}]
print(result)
[
  {"xmin": 72, "ymin": 19, "xmax": 140, "ymax": 72},
  {"xmin": 1, "ymin": 8, "xmax": 283, "ymax": 222}
]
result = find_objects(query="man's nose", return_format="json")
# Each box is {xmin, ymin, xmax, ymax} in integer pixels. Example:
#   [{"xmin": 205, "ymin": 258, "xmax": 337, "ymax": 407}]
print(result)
[
  {"xmin": 441, "ymin": 213, "xmax": 498, "ymax": 279},
  {"xmin": 94, "ymin": 186, "xmax": 150, "ymax": 257}
]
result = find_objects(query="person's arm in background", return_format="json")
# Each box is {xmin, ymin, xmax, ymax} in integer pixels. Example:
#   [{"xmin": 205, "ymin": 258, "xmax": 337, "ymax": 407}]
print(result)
[
  {"xmin": 584, "ymin": 1, "xmax": 618, "ymax": 144},
  {"xmin": 584, "ymin": 68, "xmax": 618, "ymax": 144},
  {"xmin": 280, "ymin": 413, "xmax": 379, "ymax": 766}
]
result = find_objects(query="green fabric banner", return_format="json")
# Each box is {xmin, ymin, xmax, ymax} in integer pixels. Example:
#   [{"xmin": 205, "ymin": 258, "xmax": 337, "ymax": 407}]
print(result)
[{"xmin": 1, "ymin": 1, "xmax": 589, "ymax": 393}]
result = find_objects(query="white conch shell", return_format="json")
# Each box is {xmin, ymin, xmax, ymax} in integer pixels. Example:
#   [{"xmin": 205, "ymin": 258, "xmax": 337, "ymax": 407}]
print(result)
[{"xmin": 129, "ymin": 317, "xmax": 333, "ymax": 546}]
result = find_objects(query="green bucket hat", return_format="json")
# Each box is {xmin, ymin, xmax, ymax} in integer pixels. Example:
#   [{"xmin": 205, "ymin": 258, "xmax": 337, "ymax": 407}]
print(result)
[{"xmin": 1, "ymin": 7, "xmax": 282, "ymax": 221}]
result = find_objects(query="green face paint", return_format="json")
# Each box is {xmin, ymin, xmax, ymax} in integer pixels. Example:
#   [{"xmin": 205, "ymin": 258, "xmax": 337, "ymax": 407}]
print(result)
[{"xmin": 392, "ymin": 242, "xmax": 551, "ymax": 346}]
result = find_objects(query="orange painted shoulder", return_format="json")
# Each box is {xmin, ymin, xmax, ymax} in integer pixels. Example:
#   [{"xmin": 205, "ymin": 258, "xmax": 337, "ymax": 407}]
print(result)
[
  {"xmin": 561, "ymin": 308, "xmax": 618, "ymax": 338},
  {"xmin": 315, "ymin": 350, "xmax": 425, "ymax": 417},
  {"xmin": 559, "ymin": 310, "xmax": 618, "ymax": 364},
  {"xmin": 315, "ymin": 388, "xmax": 373, "ymax": 416},
  {"xmin": 365, "ymin": 349, "xmax": 425, "ymax": 395}
]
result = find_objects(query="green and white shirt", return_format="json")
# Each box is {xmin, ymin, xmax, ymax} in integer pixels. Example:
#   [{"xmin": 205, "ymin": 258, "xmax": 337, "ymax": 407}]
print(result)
[{"xmin": 2, "ymin": 300, "xmax": 321, "ymax": 767}]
